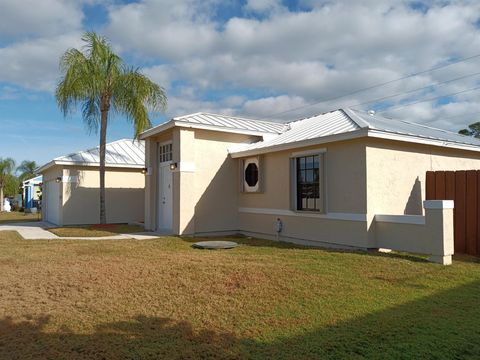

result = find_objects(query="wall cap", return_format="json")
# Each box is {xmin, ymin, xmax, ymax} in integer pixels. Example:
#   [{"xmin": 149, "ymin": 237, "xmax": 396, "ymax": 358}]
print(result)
[{"xmin": 423, "ymin": 200, "xmax": 454, "ymax": 209}]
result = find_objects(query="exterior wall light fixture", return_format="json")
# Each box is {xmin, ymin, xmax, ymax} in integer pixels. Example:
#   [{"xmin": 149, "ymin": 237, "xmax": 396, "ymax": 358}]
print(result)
[
  {"xmin": 141, "ymin": 167, "xmax": 148, "ymax": 175},
  {"xmin": 169, "ymin": 162, "xmax": 178, "ymax": 171},
  {"xmin": 55, "ymin": 177, "xmax": 62, "ymax": 183}
]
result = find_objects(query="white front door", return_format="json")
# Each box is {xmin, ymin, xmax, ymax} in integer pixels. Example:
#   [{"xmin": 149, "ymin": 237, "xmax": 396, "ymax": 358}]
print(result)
[{"xmin": 157, "ymin": 142, "xmax": 173, "ymax": 231}]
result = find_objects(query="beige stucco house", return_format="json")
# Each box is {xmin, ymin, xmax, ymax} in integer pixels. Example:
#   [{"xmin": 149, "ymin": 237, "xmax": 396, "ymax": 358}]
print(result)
[
  {"xmin": 37, "ymin": 139, "xmax": 145, "ymax": 226},
  {"xmin": 140, "ymin": 109, "xmax": 480, "ymax": 264}
]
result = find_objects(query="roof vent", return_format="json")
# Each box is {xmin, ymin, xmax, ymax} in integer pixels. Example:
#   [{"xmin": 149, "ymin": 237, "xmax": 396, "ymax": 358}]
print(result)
[{"xmin": 368, "ymin": 110, "xmax": 376, "ymax": 116}]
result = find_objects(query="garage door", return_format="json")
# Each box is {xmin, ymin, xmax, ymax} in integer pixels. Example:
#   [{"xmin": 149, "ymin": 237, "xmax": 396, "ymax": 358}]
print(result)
[{"xmin": 45, "ymin": 181, "xmax": 61, "ymax": 225}]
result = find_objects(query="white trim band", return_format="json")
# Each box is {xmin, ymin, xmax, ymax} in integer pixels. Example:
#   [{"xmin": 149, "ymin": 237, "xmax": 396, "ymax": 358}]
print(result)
[
  {"xmin": 375, "ymin": 214, "xmax": 425, "ymax": 225},
  {"xmin": 423, "ymin": 200, "xmax": 454, "ymax": 209},
  {"xmin": 238, "ymin": 207, "xmax": 367, "ymax": 222}
]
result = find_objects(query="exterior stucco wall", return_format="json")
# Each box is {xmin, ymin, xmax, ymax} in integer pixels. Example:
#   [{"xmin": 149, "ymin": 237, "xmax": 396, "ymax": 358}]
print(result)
[
  {"xmin": 174, "ymin": 129, "xmax": 259, "ymax": 235},
  {"xmin": 237, "ymin": 139, "xmax": 369, "ymax": 247},
  {"xmin": 366, "ymin": 138, "xmax": 480, "ymax": 217},
  {"xmin": 144, "ymin": 127, "xmax": 259, "ymax": 234},
  {"xmin": 61, "ymin": 166, "xmax": 144, "ymax": 226},
  {"xmin": 238, "ymin": 139, "xmax": 367, "ymax": 213}
]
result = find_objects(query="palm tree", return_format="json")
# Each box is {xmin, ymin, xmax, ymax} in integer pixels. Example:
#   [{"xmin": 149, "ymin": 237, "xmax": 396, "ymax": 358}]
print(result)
[
  {"xmin": 56, "ymin": 32, "xmax": 167, "ymax": 224},
  {"xmin": 0, "ymin": 158, "xmax": 16, "ymax": 212},
  {"xmin": 17, "ymin": 160, "xmax": 37, "ymax": 182}
]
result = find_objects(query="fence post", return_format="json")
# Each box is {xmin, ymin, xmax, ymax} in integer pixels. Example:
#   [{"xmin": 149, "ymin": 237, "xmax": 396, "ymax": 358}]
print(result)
[{"xmin": 424, "ymin": 200, "xmax": 454, "ymax": 265}]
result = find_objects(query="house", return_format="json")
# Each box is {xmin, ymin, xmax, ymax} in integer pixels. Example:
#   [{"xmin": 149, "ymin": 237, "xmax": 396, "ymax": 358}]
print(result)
[
  {"xmin": 37, "ymin": 139, "xmax": 145, "ymax": 226},
  {"xmin": 140, "ymin": 109, "xmax": 480, "ymax": 264},
  {"xmin": 22, "ymin": 175, "xmax": 42, "ymax": 210}
]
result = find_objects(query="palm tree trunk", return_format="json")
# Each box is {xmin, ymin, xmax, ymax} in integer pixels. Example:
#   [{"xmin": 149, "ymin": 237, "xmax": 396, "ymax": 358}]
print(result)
[
  {"xmin": 99, "ymin": 107, "xmax": 108, "ymax": 224},
  {"xmin": 0, "ymin": 186, "xmax": 3, "ymax": 212}
]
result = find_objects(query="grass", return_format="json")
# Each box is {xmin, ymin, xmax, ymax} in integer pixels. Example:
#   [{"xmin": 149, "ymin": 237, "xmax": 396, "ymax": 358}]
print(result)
[
  {"xmin": 48, "ymin": 224, "xmax": 145, "ymax": 237},
  {"xmin": 0, "ymin": 211, "xmax": 41, "ymax": 224},
  {"xmin": 0, "ymin": 232, "xmax": 479, "ymax": 359}
]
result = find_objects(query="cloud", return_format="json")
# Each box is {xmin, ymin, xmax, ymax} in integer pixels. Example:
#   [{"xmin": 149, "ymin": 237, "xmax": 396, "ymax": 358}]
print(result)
[
  {"xmin": 242, "ymin": 95, "xmax": 307, "ymax": 119},
  {"xmin": 0, "ymin": 0, "xmax": 84, "ymax": 40},
  {"xmin": 2, "ymin": 0, "xmax": 480, "ymax": 133},
  {"xmin": 0, "ymin": 33, "xmax": 83, "ymax": 91}
]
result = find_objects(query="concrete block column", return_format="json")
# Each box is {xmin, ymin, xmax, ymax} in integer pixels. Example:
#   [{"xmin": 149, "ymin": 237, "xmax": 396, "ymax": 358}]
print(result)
[{"xmin": 424, "ymin": 200, "xmax": 454, "ymax": 265}]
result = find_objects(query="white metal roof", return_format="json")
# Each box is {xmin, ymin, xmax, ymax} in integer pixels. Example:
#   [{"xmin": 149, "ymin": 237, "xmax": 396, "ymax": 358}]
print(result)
[
  {"xmin": 36, "ymin": 139, "xmax": 145, "ymax": 173},
  {"xmin": 230, "ymin": 108, "xmax": 480, "ymax": 157},
  {"xmin": 140, "ymin": 112, "xmax": 286, "ymax": 139}
]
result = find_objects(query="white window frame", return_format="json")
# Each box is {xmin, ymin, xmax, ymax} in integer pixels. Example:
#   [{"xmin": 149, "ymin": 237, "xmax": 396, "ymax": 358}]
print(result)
[
  {"xmin": 240, "ymin": 156, "xmax": 263, "ymax": 193},
  {"xmin": 158, "ymin": 141, "xmax": 173, "ymax": 164},
  {"xmin": 290, "ymin": 149, "xmax": 326, "ymax": 213}
]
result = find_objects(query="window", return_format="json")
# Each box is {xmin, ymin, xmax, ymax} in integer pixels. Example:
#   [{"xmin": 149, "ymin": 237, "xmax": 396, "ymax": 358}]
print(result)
[
  {"xmin": 245, "ymin": 163, "xmax": 258, "ymax": 187},
  {"xmin": 242, "ymin": 157, "xmax": 261, "ymax": 192},
  {"xmin": 295, "ymin": 154, "xmax": 322, "ymax": 211},
  {"xmin": 159, "ymin": 143, "xmax": 172, "ymax": 163}
]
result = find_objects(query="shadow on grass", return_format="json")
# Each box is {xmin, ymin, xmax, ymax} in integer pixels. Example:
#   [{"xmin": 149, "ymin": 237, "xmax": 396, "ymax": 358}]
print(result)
[
  {"xmin": 1, "ymin": 281, "xmax": 479, "ymax": 359},
  {"xmin": 180, "ymin": 235, "xmax": 429, "ymax": 263}
]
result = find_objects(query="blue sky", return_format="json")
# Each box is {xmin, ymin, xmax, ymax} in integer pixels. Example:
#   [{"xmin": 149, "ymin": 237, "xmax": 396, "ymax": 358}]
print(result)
[{"xmin": 1, "ymin": 0, "xmax": 480, "ymax": 167}]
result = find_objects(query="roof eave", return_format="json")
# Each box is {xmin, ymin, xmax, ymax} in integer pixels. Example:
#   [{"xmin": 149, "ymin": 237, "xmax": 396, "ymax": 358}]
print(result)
[
  {"xmin": 367, "ymin": 129, "xmax": 480, "ymax": 153},
  {"xmin": 36, "ymin": 160, "xmax": 144, "ymax": 174},
  {"xmin": 230, "ymin": 128, "xmax": 369, "ymax": 158},
  {"xmin": 140, "ymin": 119, "xmax": 281, "ymax": 140}
]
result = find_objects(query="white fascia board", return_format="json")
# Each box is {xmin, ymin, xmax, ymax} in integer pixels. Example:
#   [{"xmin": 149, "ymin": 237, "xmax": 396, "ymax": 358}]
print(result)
[
  {"xmin": 367, "ymin": 129, "xmax": 480, "ymax": 153},
  {"xmin": 230, "ymin": 128, "xmax": 368, "ymax": 158},
  {"xmin": 35, "ymin": 161, "xmax": 56, "ymax": 174},
  {"xmin": 139, "ymin": 120, "xmax": 175, "ymax": 140}
]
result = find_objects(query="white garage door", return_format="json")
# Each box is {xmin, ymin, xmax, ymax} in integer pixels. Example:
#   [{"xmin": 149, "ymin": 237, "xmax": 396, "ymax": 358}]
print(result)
[{"xmin": 45, "ymin": 181, "xmax": 61, "ymax": 225}]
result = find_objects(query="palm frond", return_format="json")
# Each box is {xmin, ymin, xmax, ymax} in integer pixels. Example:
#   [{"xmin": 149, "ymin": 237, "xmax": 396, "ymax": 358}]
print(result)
[{"xmin": 112, "ymin": 68, "xmax": 167, "ymax": 138}]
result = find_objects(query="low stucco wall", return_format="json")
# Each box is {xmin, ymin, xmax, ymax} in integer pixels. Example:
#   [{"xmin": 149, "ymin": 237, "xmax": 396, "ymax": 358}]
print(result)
[{"xmin": 375, "ymin": 201, "xmax": 454, "ymax": 264}]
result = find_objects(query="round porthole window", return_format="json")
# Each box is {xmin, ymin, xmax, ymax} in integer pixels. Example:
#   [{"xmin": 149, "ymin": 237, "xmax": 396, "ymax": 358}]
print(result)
[{"xmin": 245, "ymin": 163, "xmax": 259, "ymax": 187}]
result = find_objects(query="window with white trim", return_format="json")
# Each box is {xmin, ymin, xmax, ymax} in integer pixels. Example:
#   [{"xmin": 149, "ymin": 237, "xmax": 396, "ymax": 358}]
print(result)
[
  {"xmin": 242, "ymin": 157, "xmax": 262, "ymax": 192},
  {"xmin": 294, "ymin": 154, "xmax": 324, "ymax": 212},
  {"xmin": 159, "ymin": 143, "xmax": 172, "ymax": 163}
]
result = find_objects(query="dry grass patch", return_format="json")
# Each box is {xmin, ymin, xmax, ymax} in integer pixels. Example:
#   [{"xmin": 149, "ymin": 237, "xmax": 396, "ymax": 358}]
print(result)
[
  {"xmin": 0, "ymin": 232, "xmax": 479, "ymax": 359},
  {"xmin": 0, "ymin": 211, "xmax": 40, "ymax": 224},
  {"xmin": 48, "ymin": 224, "xmax": 145, "ymax": 237}
]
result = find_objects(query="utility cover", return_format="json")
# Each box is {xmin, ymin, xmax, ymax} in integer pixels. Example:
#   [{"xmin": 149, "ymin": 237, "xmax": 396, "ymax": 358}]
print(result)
[{"xmin": 192, "ymin": 241, "xmax": 238, "ymax": 250}]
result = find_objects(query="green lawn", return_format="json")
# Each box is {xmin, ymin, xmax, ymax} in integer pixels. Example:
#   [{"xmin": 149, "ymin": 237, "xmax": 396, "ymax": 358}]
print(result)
[
  {"xmin": 0, "ymin": 231, "xmax": 479, "ymax": 359},
  {"xmin": 0, "ymin": 211, "xmax": 41, "ymax": 224},
  {"xmin": 48, "ymin": 224, "xmax": 145, "ymax": 237}
]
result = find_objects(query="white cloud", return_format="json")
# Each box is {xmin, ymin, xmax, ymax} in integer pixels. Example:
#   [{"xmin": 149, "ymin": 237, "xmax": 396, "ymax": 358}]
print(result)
[
  {"xmin": 0, "ymin": 33, "xmax": 83, "ymax": 91},
  {"xmin": 0, "ymin": 0, "xmax": 84, "ymax": 39},
  {"xmin": 2, "ymin": 0, "xmax": 480, "ymax": 132},
  {"xmin": 242, "ymin": 95, "xmax": 307, "ymax": 119}
]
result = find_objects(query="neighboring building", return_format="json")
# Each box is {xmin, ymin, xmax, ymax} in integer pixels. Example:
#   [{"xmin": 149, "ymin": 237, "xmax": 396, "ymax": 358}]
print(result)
[
  {"xmin": 140, "ymin": 109, "xmax": 480, "ymax": 263},
  {"xmin": 22, "ymin": 175, "xmax": 42, "ymax": 210},
  {"xmin": 36, "ymin": 139, "xmax": 145, "ymax": 226}
]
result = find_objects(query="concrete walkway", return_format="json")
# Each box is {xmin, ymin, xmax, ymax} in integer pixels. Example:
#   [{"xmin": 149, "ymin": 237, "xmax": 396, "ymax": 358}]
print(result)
[{"xmin": 0, "ymin": 221, "xmax": 161, "ymax": 240}]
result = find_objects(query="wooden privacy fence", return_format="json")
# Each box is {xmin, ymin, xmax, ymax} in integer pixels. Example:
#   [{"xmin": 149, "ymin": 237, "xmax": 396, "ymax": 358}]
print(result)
[{"xmin": 426, "ymin": 170, "xmax": 480, "ymax": 256}]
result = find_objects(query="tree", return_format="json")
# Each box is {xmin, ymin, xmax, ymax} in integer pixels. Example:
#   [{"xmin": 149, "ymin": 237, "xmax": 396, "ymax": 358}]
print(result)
[
  {"xmin": 0, "ymin": 158, "xmax": 15, "ymax": 212},
  {"xmin": 56, "ymin": 32, "xmax": 167, "ymax": 224},
  {"xmin": 458, "ymin": 122, "xmax": 480, "ymax": 138},
  {"xmin": 17, "ymin": 160, "xmax": 37, "ymax": 182},
  {"xmin": 4, "ymin": 175, "xmax": 20, "ymax": 198}
]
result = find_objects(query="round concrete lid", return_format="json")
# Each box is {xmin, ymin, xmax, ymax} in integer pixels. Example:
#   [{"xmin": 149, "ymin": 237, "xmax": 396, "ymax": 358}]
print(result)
[{"xmin": 192, "ymin": 241, "xmax": 238, "ymax": 250}]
